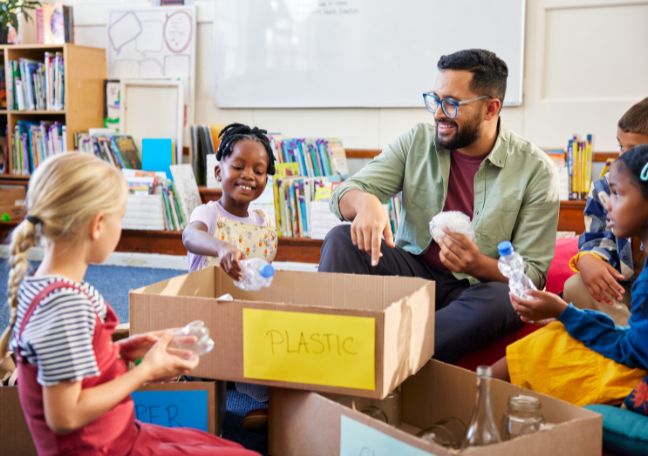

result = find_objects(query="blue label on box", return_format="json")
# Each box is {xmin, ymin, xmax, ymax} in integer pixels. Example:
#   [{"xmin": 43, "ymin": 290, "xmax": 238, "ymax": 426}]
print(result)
[
  {"xmin": 132, "ymin": 390, "xmax": 208, "ymax": 431},
  {"xmin": 340, "ymin": 415, "xmax": 431, "ymax": 456}
]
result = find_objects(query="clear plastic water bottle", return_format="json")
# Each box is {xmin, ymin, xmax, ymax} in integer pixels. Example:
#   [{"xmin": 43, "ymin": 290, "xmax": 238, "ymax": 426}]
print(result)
[
  {"xmin": 234, "ymin": 258, "xmax": 275, "ymax": 291},
  {"xmin": 169, "ymin": 320, "xmax": 214, "ymax": 357},
  {"xmin": 497, "ymin": 241, "xmax": 536, "ymax": 299}
]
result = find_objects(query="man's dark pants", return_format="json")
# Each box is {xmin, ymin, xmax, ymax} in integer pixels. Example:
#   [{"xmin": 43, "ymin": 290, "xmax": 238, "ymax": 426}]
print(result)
[{"xmin": 318, "ymin": 225, "xmax": 523, "ymax": 362}]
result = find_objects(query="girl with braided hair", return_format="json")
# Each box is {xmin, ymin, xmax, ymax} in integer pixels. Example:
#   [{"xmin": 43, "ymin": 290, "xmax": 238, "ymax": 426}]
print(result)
[
  {"xmin": 183, "ymin": 123, "xmax": 278, "ymax": 427},
  {"xmin": 0, "ymin": 152, "xmax": 258, "ymax": 455},
  {"xmin": 493, "ymin": 145, "xmax": 648, "ymax": 407},
  {"xmin": 183, "ymin": 122, "xmax": 278, "ymax": 280}
]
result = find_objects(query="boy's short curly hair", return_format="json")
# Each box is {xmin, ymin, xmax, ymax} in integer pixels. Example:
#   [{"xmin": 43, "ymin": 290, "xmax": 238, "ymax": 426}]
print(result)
[{"xmin": 618, "ymin": 97, "xmax": 648, "ymax": 136}]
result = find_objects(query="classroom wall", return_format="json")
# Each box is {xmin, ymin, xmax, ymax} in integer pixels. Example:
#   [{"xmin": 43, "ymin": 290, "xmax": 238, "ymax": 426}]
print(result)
[{"xmin": 70, "ymin": 0, "xmax": 648, "ymax": 151}]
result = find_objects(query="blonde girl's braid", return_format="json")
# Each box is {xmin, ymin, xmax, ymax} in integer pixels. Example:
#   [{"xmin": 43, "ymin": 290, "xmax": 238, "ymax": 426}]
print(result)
[
  {"xmin": 0, "ymin": 220, "xmax": 38, "ymax": 358},
  {"xmin": 0, "ymin": 152, "xmax": 127, "ymax": 358}
]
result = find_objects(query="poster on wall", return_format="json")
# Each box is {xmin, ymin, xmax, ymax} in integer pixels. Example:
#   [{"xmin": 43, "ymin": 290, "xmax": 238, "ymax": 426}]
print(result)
[{"xmin": 107, "ymin": 6, "xmax": 196, "ymax": 131}]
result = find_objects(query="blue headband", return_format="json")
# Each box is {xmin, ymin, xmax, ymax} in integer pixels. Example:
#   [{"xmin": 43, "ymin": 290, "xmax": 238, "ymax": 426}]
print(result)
[{"xmin": 641, "ymin": 162, "xmax": 648, "ymax": 182}]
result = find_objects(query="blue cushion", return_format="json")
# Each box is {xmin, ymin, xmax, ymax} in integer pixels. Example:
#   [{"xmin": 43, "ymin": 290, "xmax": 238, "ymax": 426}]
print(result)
[{"xmin": 585, "ymin": 404, "xmax": 648, "ymax": 456}]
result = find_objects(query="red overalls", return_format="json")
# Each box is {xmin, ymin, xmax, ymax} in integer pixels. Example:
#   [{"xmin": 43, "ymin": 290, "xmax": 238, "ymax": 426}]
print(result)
[{"xmin": 16, "ymin": 280, "xmax": 259, "ymax": 456}]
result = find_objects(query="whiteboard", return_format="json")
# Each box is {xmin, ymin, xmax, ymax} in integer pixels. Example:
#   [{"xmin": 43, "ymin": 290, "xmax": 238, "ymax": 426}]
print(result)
[
  {"xmin": 107, "ymin": 6, "xmax": 196, "ymax": 123},
  {"xmin": 212, "ymin": 0, "xmax": 525, "ymax": 108}
]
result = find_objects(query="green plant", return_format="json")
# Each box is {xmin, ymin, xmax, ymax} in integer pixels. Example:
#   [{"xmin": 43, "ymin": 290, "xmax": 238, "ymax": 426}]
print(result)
[{"xmin": 0, "ymin": 0, "xmax": 41, "ymax": 31}]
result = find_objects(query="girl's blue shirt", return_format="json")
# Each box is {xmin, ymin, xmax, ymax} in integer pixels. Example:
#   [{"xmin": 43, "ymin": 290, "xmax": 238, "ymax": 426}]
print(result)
[{"xmin": 559, "ymin": 258, "xmax": 648, "ymax": 369}]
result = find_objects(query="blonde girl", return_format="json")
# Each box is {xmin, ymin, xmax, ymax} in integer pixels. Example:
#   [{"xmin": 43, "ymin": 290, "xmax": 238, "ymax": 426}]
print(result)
[{"xmin": 0, "ymin": 153, "xmax": 258, "ymax": 455}]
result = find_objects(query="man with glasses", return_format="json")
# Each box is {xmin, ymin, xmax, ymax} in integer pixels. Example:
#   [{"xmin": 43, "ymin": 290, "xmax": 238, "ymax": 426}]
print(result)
[{"xmin": 319, "ymin": 49, "xmax": 560, "ymax": 362}]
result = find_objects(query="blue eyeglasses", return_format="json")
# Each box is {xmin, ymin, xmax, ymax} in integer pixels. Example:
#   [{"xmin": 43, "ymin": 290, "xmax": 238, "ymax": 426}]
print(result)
[{"xmin": 422, "ymin": 92, "xmax": 490, "ymax": 119}]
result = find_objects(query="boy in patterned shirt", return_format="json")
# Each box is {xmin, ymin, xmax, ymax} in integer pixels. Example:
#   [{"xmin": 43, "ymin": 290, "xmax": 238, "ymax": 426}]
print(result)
[{"xmin": 564, "ymin": 98, "xmax": 648, "ymax": 324}]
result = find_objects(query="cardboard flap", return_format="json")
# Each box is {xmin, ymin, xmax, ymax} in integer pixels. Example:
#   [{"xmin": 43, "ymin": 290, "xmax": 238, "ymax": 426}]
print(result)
[
  {"xmin": 133, "ymin": 267, "xmax": 430, "ymax": 311},
  {"xmin": 383, "ymin": 281, "xmax": 435, "ymax": 392}
]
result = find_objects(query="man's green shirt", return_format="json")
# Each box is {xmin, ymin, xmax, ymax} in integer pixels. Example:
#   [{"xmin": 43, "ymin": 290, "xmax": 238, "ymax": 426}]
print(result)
[{"xmin": 330, "ymin": 122, "xmax": 560, "ymax": 287}]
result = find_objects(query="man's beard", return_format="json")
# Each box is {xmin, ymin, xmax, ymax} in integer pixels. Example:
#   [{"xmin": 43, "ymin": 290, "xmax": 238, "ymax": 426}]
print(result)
[{"xmin": 435, "ymin": 117, "xmax": 481, "ymax": 150}]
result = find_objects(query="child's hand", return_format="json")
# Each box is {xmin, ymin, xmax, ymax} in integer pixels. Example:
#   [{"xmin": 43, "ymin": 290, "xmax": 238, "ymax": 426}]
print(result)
[
  {"xmin": 138, "ymin": 331, "xmax": 199, "ymax": 382},
  {"xmin": 116, "ymin": 332, "xmax": 158, "ymax": 362},
  {"xmin": 509, "ymin": 290, "xmax": 568, "ymax": 322},
  {"xmin": 219, "ymin": 245, "xmax": 245, "ymax": 280},
  {"xmin": 578, "ymin": 254, "xmax": 625, "ymax": 305}
]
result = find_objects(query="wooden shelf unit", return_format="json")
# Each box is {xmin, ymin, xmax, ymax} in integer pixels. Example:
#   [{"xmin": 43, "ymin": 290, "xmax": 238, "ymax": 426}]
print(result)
[
  {"xmin": 0, "ymin": 149, "xmax": 602, "ymax": 263},
  {"xmin": 1, "ymin": 44, "xmax": 106, "ymax": 176}
]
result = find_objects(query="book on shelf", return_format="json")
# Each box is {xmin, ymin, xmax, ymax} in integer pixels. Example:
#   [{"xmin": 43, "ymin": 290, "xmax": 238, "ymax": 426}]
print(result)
[
  {"xmin": 0, "ymin": 63, "xmax": 5, "ymax": 109},
  {"xmin": 36, "ymin": 3, "xmax": 74, "ymax": 45},
  {"xmin": 6, "ymin": 52, "xmax": 65, "ymax": 112},
  {"xmin": 122, "ymin": 169, "xmax": 186, "ymax": 231},
  {"xmin": 76, "ymin": 131, "xmax": 142, "ymax": 170},
  {"xmin": 190, "ymin": 125, "xmax": 222, "ymax": 186},
  {"xmin": 0, "ymin": 129, "xmax": 7, "ymax": 175},
  {"xmin": 273, "ymin": 176, "xmax": 343, "ymax": 238},
  {"xmin": 12, "ymin": 121, "xmax": 66, "ymax": 175},
  {"xmin": 269, "ymin": 136, "xmax": 350, "ymax": 179},
  {"xmin": 170, "ymin": 164, "xmax": 202, "ymax": 223},
  {"xmin": 565, "ymin": 134, "xmax": 593, "ymax": 200}
]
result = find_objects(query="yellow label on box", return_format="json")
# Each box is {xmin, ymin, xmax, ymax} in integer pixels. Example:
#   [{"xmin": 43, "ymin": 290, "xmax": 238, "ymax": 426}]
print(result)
[{"xmin": 243, "ymin": 308, "xmax": 375, "ymax": 390}]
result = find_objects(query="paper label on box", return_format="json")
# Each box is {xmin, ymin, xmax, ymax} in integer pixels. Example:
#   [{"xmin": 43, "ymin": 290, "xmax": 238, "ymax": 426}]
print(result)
[
  {"xmin": 340, "ymin": 415, "xmax": 429, "ymax": 456},
  {"xmin": 132, "ymin": 390, "xmax": 208, "ymax": 432},
  {"xmin": 243, "ymin": 308, "xmax": 375, "ymax": 390}
]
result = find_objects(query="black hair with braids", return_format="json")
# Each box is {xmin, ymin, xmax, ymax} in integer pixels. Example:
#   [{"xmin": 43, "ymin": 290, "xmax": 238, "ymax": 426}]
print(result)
[
  {"xmin": 216, "ymin": 123, "xmax": 276, "ymax": 175},
  {"xmin": 615, "ymin": 144, "xmax": 648, "ymax": 199}
]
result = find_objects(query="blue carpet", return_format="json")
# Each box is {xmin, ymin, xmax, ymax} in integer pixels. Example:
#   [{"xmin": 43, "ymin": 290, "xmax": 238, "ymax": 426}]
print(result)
[{"xmin": 0, "ymin": 258, "xmax": 267, "ymax": 455}]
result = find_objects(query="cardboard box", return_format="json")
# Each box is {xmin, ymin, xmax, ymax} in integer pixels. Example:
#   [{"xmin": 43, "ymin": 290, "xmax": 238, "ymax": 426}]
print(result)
[
  {"xmin": 130, "ymin": 267, "xmax": 435, "ymax": 398},
  {"xmin": 0, "ymin": 380, "xmax": 223, "ymax": 455},
  {"xmin": 0, "ymin": 386, "xmax": 36, "ymax": 455},
  {"xmin": 269, "ymin": 360, "xmax": 602, "ymax": 455}
]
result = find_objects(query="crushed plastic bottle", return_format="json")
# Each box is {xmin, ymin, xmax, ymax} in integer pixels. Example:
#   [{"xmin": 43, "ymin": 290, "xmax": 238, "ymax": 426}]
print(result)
[
  {"xmin": 234, "ymin": 258, "xmax": 275, "ymax": 291},
  {"xmin": 497, "ymin": 241, "xmax": 536, "ymax": 299},
  {"xmin": 169, "ymin": 320, "xmax": 214, "ymax": 357}
]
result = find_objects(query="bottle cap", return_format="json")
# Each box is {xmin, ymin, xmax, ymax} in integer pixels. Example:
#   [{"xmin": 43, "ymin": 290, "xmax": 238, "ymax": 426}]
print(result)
[
  {"xmin": 497, "ymin": 241, "xmax": 513, "ymax": 256},
  {"xmin": 260, "ymin": 263, "xmax": 275, "ymax": 278}
]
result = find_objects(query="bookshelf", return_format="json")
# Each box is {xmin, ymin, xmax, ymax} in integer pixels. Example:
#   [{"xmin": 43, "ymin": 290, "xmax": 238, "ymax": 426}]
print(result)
[
  {"xmin": 0, "ymin": 44, "xmax": 106, "ymax": 178},
  {"xmin": 0, "ymin": 148, "xmax": 609, "ymax": 263},
  {"xmin": 0, "ymin": 190, "xmax": 586, "ymax": 264}
]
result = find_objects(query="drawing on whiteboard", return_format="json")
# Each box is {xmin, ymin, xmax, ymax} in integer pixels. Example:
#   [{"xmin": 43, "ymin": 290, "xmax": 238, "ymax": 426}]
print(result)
[
  {"xmin": 108, "ymin": 7, "xmax": 195, "ymax": 79},
  {"xmin": 108, "ymin": 12, "xmax": 142, "ymax": 55},
  {"xmin": 164, "ymin": 10, "xmax": 193, "ymax": 53},
  {"xmin": 107, "ymin": 6, "xmax": 197, "ymax": 125}
]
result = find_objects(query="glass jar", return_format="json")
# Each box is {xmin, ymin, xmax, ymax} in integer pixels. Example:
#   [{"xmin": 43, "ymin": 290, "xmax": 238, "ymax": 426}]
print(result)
[
  {"xmin": 416, "ymin": 416, "xmax": 466, "ymax": 449},
  {"xmin": 359, "ymin": 387, "xmax": 401, "ymax": 426},
  {"xmin": 502, "ymin": 394, "xmax": 543, "ymax": 440}
]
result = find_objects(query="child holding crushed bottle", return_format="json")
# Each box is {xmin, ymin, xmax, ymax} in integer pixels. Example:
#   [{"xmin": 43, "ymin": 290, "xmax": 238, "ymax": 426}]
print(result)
[
  {"xmin": 492, "ymin": 146, "xmax": 648, "ymax": 406},
  {"xmin": 0, "ymin": 153, "xmax": 258, "ymax": 455},
  {"xmin": 183, "ymin": 122, "xmax": 278, "ymax": 280},
  {"xmin": 182, "ymin": 122, "xmax": 279, "ymax": 429}
]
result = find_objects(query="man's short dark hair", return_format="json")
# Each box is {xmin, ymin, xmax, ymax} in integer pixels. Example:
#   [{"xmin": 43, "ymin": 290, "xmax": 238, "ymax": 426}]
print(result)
[
  {"xmin": 618, "ymin": 97, "xmax": 648, "ymax": 136},
  {"xmin": 437, "ymin": 49, "xmax": 508, "ymax": 102}
]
